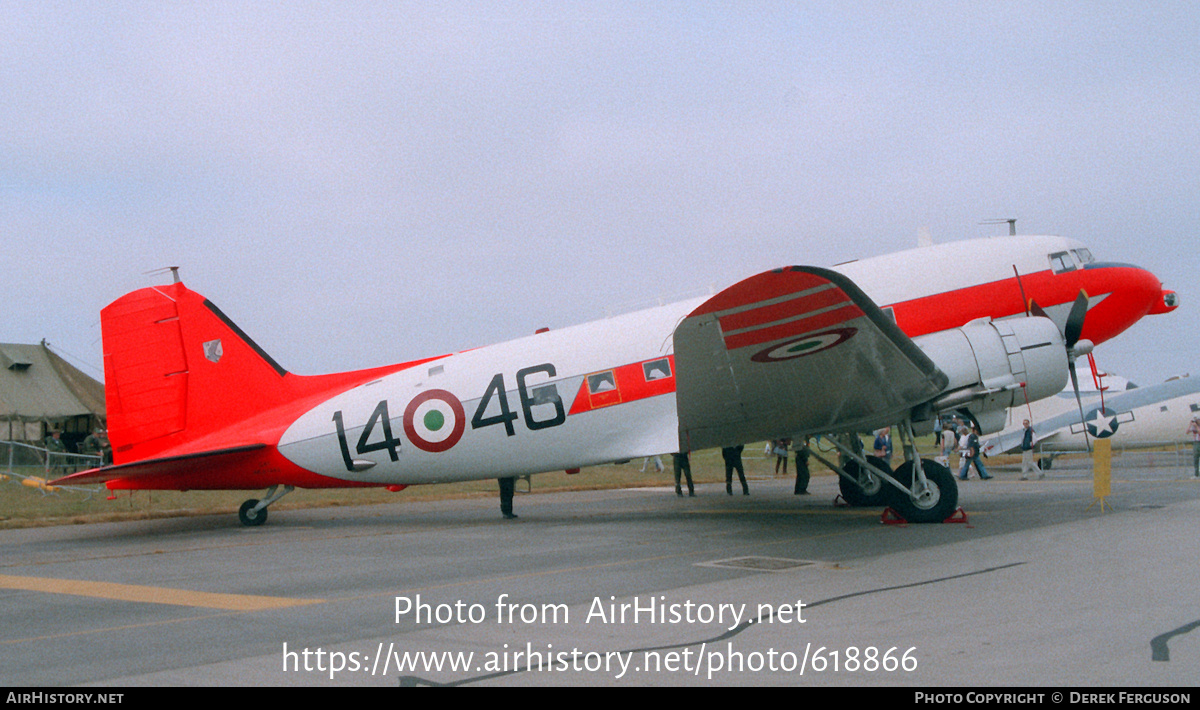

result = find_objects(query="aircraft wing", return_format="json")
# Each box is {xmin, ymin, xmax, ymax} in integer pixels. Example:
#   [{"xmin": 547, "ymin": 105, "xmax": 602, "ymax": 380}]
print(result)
[
  {"xmin": 674, "ymin": 266, "xmax": 949, "ymax": 451},
  {"xmin": 982, "ymin": 377, "xmax": 1200, "ymax": 455}
]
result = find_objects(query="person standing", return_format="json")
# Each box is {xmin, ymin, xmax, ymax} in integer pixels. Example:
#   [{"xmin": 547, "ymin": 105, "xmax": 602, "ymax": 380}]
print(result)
[
  {"xmin": 673, "ymin": 452, "xmax": 695, "ymax": 497},
  {"xmin": 498, "ymin": 476, "xmax": 518, "ymax": 519},
  {"xmin": 958, "ymin": 425, "xmax": 992, "ymax": 480},
  {"xmin": 793, "ymin": 437, "xmax": 810, "ymax": 495},
  {"xmin": 873, "ymin": 427, "xmax": 893, "ymax": 467},
  {"xmin": 640, "ymin": 456, "xmax": 664, "ymax": 473},
  {"xmin": 722, "ymin": 444, "xmax": 749, "ymax": 495},
  {"xmin": 44, "ymin": 429, "xmax": 67, "ymax": 476},
  {"xmin": 80, "ymin": 429, "xmax": 103, "ymax": 461},
  {"xmin": 773, "ymin": 438, "xmax": 790, "ymax": 476},
  {"xmin": 1019, "ymin": 419, "xmax": 1041, "ymax": 480},
  {"xmin": 937, "ymin": 422, "xmax": 957, "ymax": 467},
  {"xmin": 1188, "ymin": 417, "xmax": 1200, "ymax": 478}
]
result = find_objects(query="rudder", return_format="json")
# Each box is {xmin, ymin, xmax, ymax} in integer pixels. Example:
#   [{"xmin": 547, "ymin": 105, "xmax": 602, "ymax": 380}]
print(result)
[{"xmin": 103, "ymin": 282, "xmax": 292, "ymax": 464}]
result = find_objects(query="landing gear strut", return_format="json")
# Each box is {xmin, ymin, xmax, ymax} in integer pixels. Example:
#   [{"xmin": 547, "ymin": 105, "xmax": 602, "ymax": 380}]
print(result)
[
  {"xmin": 238, "ymin": 485, "xmax": 294, "ymax": 526},
  {"xmin": 887, "ymin": 420, "xmax": 958, "ymax": 523},
  {"xmin": 808, "ymin": 420, "xmax": 959, "ymax": 523},
  {"xmin": 806, "ymin": 435, "xmax": 890, "ymax": 507},
  {"xmin": 838, "ymin": 455, "xmax": 892, "ymax": 507}
]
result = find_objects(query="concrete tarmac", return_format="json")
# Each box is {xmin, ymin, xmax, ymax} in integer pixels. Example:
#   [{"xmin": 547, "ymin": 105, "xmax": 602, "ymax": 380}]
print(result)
[{"xmin": 2, "ymin": 460, "xmax": 1198, "ymax": 687}]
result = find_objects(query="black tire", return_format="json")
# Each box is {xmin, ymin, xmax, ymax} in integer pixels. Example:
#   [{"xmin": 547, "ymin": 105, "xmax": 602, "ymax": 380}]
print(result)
[
  {"xmin": 886, "ymin": 459, "xmax": 958, "ymax": 523},
  {"xmin": 838, "ymin": 456, "xmax": 891, "ymax": 507},
  {"xmin": 1037, "ymin": 457, "xmax": 1052, "ymax": 471},
  {"xmin": 238, "ymin": 499, "xmax": 267, "ymax": 527}
]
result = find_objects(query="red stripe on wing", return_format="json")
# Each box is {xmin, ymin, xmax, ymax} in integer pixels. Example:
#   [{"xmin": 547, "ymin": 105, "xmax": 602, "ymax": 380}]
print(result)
[
  {"xmin": 723, "ymin": 303, "xmax": 865, "ymax": 350},
  {"xmin": 688, "ymin": 269, "xmax": 834, "ymax": 317},
  {"xmin": 716, "ymin": 285, "xmax": 848, "ymax": 333}
]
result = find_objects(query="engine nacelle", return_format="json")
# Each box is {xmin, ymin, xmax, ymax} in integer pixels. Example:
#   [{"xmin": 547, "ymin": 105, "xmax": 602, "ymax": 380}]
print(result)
[{"xmin": 912, "ymin": 317, "xmax": 1068, "ymax": 434}]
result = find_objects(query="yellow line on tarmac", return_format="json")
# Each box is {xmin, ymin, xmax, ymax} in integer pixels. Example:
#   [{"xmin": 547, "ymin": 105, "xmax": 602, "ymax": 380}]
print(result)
[{"xmin": 0, "ymin": 574, "xmax": 325, "ymax": 611}]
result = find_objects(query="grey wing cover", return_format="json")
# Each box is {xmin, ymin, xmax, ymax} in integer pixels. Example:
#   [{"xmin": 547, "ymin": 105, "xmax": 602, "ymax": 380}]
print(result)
[{"xmin": 674, "ymin": 266, "xmax": 949, "ymax": 451}]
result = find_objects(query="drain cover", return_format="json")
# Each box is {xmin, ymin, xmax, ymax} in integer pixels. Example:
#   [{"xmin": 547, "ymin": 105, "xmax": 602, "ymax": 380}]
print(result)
[{"xmin": 699, "ymin": 556, "xmax": 816, "ymax": 572}]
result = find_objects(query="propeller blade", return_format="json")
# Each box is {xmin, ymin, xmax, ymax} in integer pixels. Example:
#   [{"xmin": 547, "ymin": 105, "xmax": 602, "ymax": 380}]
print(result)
[
  {"xmin": 1069, "ymin": 359, "xmax": 1091, "ymax": 452},
  {"xmin": 1064, "ymin": 290, "xmax": 1089, "ymax": 348},
  {"xmin": 1013, "ymin": 265, "xmax": 1030, "ymax": 317},
  {"xmin": 1029, "ymin": 299, "xmax": 1050, "ymax": 320}
]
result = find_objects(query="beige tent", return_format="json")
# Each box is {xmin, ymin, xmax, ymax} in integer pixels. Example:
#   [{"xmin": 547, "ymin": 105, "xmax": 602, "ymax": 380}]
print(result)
[{"xmin": 0, "ymin": 341, "xmax": 105, "ymax": 448}]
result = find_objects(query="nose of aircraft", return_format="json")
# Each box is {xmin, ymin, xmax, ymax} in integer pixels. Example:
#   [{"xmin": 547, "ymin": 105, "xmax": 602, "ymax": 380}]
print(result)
[
  {"xmin": 1150, "ymin": 288, "xmax": 1179, "ymax": 315},
  {"xmin": 1080, "ymin": 263, "xmax": 1175, "ymax": 345}
]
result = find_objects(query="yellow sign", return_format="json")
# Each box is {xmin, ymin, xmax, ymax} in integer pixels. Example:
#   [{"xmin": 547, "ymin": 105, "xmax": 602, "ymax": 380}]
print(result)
[{"xmin": 1089, "ymin": 438, "xmax": 1112, "ymax": 512}]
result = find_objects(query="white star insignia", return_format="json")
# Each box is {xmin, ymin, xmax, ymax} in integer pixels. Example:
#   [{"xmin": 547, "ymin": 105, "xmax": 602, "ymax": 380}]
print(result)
[{"xmin": 1085, "ymin": 408, "xmax": 1119, "ymax": 438}]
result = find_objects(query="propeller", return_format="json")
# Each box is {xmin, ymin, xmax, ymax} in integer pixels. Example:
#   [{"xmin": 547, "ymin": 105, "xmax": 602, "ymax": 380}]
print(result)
[
  {"xmin": 1014, "ymin": 264, "xmax": 1096, "ymax": 450},
  {"xmin": 1031, "ymin": 290, "xmax": 1094, "ymax": 450}
]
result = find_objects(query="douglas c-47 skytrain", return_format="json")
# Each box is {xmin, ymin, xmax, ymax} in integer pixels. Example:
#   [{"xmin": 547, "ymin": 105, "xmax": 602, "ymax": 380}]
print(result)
[{"xmin": 54, "ymin": 235, "xmax": 1177, "ymax": 525}]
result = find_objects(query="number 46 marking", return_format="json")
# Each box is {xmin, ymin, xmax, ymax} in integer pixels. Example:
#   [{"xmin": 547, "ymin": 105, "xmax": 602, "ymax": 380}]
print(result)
[{"xmin": 471, "ymin": 363, "xmax": 565, "ymax": 436}]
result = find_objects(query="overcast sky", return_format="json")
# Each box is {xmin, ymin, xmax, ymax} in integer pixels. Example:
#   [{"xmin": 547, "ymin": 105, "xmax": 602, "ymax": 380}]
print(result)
[{"xmin": 3, "ymin": 2, "xmax": 1197, "ymax": 390}]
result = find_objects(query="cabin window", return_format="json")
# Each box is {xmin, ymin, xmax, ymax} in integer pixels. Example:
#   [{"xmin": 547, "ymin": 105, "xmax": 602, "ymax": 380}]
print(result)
[
  {"xmin": 1072, "ymin": 248, "xmax": 1095, "ymax": 264},
  {"xmin": 588, "ymin": 371, "xmax": 617, "ymax": 394},
  {"xmin": 642, "ymin": 358, "xmax": 672, "ymax": 381},
  {"xmin": 1048, "ymin": 251, "xmax": 1077, "ymax": 274},
  {"xmin": 1190, "ymin": 403, "xmax": 1200, "ymax": 413}
]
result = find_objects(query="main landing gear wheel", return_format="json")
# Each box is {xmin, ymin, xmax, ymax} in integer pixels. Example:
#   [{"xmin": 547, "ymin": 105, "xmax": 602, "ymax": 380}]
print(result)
[
  {"xmin": 886, "ymin": 459, "xmax": 958, "ymax": 524},
  {"xmin": 838, "ymin": 456, "xmax": 891, "ymax": 507},
  {"xmin": 238, "ymin": 499, "xmax": 267, "ymax": 527}
]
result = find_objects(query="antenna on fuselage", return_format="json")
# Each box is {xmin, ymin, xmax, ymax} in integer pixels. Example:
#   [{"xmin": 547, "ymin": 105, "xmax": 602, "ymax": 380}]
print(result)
[
  {"xmin": 981, "ymin": 218, "xmax": 1017, "ymax": 236},
  {"xmin": 144, "ymin": 266, "xmax": 182, "ymax": 284}
]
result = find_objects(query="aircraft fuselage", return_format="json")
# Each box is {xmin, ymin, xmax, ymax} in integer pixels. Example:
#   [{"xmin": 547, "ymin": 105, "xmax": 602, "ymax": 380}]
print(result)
[{"xmin": 83, "ymin": 235, "xmax": 1175, "ymax": 491}]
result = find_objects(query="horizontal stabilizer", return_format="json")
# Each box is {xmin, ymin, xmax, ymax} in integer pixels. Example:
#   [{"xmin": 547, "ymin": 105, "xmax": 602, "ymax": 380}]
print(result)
[{"xmin": 50, "ymin": 445, "xmax": 267, "ymax": 487}]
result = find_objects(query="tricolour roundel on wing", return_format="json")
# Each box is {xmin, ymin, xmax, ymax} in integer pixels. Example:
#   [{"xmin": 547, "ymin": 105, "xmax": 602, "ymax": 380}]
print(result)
[
  {"xmin": 750, "ymin": 327, "xmax": 857, "ymax": 363},
  {"xmin": 403, "ymin": 389, "xmax": 466, "ymax": 452}
]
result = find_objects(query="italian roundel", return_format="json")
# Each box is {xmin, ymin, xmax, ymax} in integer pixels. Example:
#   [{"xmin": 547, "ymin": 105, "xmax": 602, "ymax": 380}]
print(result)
[
  {"xmin": 751, "ymin": 328, "xmax": 857, "ymax": 363},
  {"xmin": 403, "ymin": 389, "xmax": 466, "ymax": 452}
]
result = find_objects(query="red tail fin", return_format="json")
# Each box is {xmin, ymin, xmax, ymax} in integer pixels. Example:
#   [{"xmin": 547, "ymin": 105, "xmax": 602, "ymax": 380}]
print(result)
[
  {"xmin": 102, "ymin": 283, "xmax": 296, "ymax": 463},
  {"xmin": 102, "ymin": 282, "xmax": 430, "ymax": 467}
]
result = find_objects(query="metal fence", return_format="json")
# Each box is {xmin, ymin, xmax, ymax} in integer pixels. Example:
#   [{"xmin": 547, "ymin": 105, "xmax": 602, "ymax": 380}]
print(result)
[
  {"xmin": 1037, "ymin": 441, "xmax": 1196, "ymax": 473},
  {"xmin": 2, "ymin": 439, "xmax": 102, "ymax": 477}
]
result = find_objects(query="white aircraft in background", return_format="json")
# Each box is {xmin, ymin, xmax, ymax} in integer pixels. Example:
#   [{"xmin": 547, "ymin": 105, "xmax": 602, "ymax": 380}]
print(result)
[
  {"xmin": 54, "ymin": 235, "xmax": 1177, "ymax": 525},
  {"xmin": 982, "ymin": 373, "xmax": 1200, "ymax": 468}
]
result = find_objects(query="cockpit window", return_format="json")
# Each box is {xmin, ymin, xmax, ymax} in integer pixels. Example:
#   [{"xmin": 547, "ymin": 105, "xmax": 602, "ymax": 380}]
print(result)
[
  {"xmin": 1048, "ymin": 251, "xmax": 1077, "ymax": 274},
  {"xmin": 1071, "ymin": 248, "xmax": 1094, "ymax": 264}
]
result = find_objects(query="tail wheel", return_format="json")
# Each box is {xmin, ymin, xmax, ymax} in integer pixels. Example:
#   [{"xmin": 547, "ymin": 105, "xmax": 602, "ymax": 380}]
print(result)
[
  {"xmin": 886, "ymin": 459, "xmax": 958, "ymax": 523},
  {"xmin": 838, "ymin": 456, "xmax": 891, "ymax": 507},
  {"xmin": 238, "ymin": 499, "xmax": 268, "ymax": 527}
]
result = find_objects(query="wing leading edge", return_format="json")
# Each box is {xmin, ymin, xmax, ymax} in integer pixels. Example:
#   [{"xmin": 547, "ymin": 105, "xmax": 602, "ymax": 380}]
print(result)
[{"xmin": 674, "ymin": 266, "xmax": 949, "ymax": 451}]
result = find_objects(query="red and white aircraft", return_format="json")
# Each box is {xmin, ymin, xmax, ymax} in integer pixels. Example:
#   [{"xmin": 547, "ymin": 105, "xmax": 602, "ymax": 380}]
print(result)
[{"xmin": 54, "ymin": 235, "xmax": 1176, "ymax": 524}]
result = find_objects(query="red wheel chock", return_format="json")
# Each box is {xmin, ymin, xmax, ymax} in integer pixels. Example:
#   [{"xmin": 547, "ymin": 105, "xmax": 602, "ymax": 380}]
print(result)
[
  {"xmin": 833, "ymin": 494, "xmax": 850, "ymax": 508},
  {"xmin": 943, "ymin": 507, "xmax": 971, "ymax": 525},
  {"xmin": 880, "ymin": 506, "xmax": 971, "ymax": 526}
]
